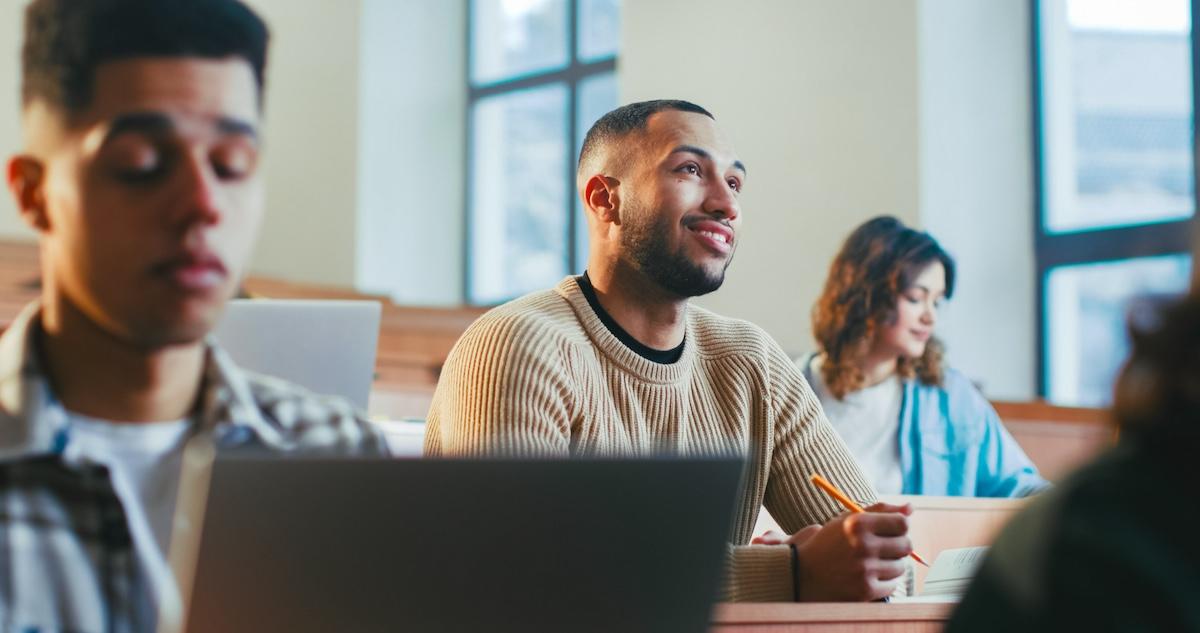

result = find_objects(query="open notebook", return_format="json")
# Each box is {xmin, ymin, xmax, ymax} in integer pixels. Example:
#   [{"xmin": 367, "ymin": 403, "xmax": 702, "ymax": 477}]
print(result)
[{"xmin": 893, "ymin": 546, "xmax": 989, "ymax": 603}]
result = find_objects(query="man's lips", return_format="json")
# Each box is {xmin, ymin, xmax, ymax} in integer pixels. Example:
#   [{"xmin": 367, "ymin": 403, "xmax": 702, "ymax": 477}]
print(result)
[
  {"xmin": 151, "ymin": 252, "xmax": 228, "ymax": 291},
  {"xmin": 685, "ymin": 219, "xmax": 735, "ymax": 254}
]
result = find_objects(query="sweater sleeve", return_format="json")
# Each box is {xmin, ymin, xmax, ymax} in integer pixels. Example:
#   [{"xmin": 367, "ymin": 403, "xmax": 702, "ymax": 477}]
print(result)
[
  {"xmin": 722, "ymin": 544, "xmax": 796, "ymax": 602},
  {"xmin": 716, "ymin": 339, "xmax": 880, "ymax": 602},
  {"xmin": 424, "ymin": 312, "xmax": 576, "ymax": 457},
  {"xmin": 762, "ymin": 341, "xmax": 877, "ymax": 531}
]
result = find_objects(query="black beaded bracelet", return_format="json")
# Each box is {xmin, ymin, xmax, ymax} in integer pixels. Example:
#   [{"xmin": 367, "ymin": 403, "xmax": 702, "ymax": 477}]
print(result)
[{"xmin": 788, "ymin": 543, "xmax": 800, "ymax": 602}]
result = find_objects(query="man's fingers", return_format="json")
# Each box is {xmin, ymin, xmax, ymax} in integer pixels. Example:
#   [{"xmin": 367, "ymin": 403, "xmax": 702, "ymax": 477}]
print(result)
[
  {"xmin": 871, "ymin": 557, "xmax": 909, "ymax": 581},
  {"xmin": 863, "ymin": 501, "xmax": 913, "ymax": 516},
  {"xmin": 846, "ymin": 511, "xmax": 909, "ymax": 538},
  {"xmin": 874, "ymin": 534, "xmax": 914, "ymax": 560},
  {"xmin": 868, "ymin": 577, "xmax": 902, "ymax": 601},
  {"xmin": 751, "ymin": 530, "xmax": 789, "ymax": 545}
]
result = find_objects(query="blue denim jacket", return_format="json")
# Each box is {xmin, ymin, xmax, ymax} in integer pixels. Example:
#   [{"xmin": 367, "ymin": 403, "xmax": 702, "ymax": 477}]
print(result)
[
  {"xmin": 898, "ymin": 368, "xmax": 1048, "ymax": 496},
  {"xmin": 800, "ymin": 356, "xmax": 1048, "ymax": 497}
]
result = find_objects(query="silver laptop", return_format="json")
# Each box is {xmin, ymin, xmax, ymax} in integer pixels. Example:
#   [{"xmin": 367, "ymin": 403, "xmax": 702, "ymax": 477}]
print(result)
[
  {"xmin": 163, "ymin": 448, "xmax": 743, "ymax": 633},
  {"xmin": 212, "ymin": 299, "xmax": 381, "ymax": 409}
]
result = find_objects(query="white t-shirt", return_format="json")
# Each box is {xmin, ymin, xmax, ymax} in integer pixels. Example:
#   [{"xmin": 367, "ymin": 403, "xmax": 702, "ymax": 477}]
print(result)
[
  {"xmin": 806, "ymin": 356, "xmax": 905, "ymax": 495},
  {"xmin": 60, "ymin": 412, "xmax": 192, "ymax": 621}
]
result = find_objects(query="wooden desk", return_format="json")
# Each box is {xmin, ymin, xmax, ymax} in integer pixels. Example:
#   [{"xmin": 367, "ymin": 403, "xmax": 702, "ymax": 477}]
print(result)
[
  {"xmin": 879, "ymin": 495, "xmax": 1022, "ymax": 591},
  {"xmin": 753, "ymin": 495, "xmax": 1023, "ymax": 593},
  {"xmin": 712, "ymin": 602, "xmax": 952, "ymax": 632}
]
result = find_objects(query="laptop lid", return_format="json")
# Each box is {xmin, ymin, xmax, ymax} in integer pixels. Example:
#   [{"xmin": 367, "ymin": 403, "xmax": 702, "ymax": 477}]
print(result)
[
  {"xmin": 212, "ymin": 299, "xmax": 381, "ymax": 409},
  {"xmin": 164, "ymin": 449, "xmax": 743, "ymax": 633}
]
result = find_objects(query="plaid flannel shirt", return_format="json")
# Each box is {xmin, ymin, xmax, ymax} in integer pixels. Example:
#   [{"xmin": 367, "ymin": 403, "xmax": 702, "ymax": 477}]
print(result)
[{"xmin": 0, "ymin": 302, "xmax": 389, "ymax": 633}]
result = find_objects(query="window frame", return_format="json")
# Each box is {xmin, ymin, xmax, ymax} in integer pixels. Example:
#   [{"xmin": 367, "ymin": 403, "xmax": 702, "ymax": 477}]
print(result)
[
  {"xmin": 1031, "ymin": 0, "xmax": 1200, "ymax": 398},
  {"xmin": 464, "ymin": 0, "xmax": 618, "ymax": 305}
]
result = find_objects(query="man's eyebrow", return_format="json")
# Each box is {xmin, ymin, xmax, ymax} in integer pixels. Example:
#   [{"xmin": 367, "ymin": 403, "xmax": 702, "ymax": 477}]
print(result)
[
  {"xmin": 104, "ymin": 112, "xmax": 175, "ymax": 141},
  {"xmin": 668, "ymin": 145, "xmax": 747, "ymax": 175},
  {"xmin": 102, "ymin": 112, "xmax": 259, "ymax": 143},
  {"xmin": 216, "ymin": 116, "xmax": 259, "ymax": 139}
]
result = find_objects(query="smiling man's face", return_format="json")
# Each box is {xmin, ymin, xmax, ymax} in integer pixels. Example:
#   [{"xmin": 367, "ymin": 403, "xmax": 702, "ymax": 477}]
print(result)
[
  {"xmin": 19, "ymin": 56, "xmax": 264, "ymax": 348},
  {"xmin": 618, "ymin": 110, "xmax": 745, "ymax": 298}
]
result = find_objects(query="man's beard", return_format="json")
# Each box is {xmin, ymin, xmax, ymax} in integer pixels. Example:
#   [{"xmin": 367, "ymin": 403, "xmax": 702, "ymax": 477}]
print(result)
[{"xmin": 621, "ymin": 210, "xmax": 734, "ymax": 298}]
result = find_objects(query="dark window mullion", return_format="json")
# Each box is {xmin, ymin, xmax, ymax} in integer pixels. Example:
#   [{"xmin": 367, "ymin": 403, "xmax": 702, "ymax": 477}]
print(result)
[{"xmin": 566, "ymin": 0, "xmax": 581, "ymax": 274}]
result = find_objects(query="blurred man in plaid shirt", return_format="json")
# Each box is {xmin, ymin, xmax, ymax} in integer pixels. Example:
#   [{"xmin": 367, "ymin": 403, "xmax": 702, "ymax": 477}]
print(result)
[{"xmin": 1, "ymin": 1, "xmax": 388, "ymax": 630}]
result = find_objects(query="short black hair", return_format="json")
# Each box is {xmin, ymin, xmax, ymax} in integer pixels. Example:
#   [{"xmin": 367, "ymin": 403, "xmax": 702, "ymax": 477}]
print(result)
[
  {"xmin": 578, "ymin": 99, "xmax": 713, "ymax": 170},
  {"xmin": 21, "ymin": 0, "xmax": 270, "ymax": 113}
]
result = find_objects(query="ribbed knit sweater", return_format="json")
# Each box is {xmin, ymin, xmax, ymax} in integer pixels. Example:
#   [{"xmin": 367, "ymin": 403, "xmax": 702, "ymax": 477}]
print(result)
[{"xmin": 425, "ymin": 277, "xmax": 877, "ymax": 601}]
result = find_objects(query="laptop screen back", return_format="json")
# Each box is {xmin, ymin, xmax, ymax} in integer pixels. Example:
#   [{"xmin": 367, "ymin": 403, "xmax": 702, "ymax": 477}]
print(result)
[
  {"xmin": 212, "ymin": 299, "xmax": 381, "ymax": 409},
  {"xmin": 171, "ymin": 455, "xmax": 743, "ymax": 633}
]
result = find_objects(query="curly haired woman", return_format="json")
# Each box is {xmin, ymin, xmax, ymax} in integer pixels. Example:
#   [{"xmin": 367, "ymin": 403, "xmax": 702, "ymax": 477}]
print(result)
[{"xmin": 798, "ymin": 216, "xmax": 1047, "ymax": 497}]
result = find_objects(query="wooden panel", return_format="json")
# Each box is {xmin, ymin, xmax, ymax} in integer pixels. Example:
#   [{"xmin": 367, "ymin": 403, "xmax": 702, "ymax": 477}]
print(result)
[
  {"xmin": 993, "ymin": 400, "xmax": 1113, "ymax": 482},
  {"xmin": 993, "ymin": 400, "xmax": 1108, "ymax": 424},
  {"xmin": 712, "ymin": 603, "xmax": 951, "ymax": 633}
]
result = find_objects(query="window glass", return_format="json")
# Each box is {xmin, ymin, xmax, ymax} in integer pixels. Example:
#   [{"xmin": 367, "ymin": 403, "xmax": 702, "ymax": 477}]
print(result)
[
  {"xmin": 472, "ymin": 0, "xmax": 569, "ymax": 84},
  {"xmin": 1046, "ymin": 253, "xmax": 1191, "ymax": 406},
  {"xmin": 470, "ymin": 85, "xmax": 571, "ymax": 303},
  {"xmin": 1040, "ymin": 0, "xmax": 1193, "ymax": 233},
  {"xmin": 578, "ymin": 0, "xmax": 621, "ymax": 62}
]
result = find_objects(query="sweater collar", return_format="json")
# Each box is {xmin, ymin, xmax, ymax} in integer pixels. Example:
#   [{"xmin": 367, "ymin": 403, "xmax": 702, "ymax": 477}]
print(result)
[{"xmin": 554, "ymin": 276, "xmax": 697, "ymax": 384}]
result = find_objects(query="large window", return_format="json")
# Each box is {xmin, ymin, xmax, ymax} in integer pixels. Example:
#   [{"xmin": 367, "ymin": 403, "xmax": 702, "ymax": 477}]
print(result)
[
  {"xmin": 1035, "ymin": 0, "xmax": 1197, "ymax": 406},
  {"xmin": 467, "ymin": 0, "xmax": 619, "ymax": 305}
]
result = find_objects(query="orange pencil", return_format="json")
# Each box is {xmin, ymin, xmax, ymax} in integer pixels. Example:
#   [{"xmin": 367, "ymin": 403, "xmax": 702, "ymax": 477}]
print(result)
[{"xmin": 809, "ymin": 473, "xmax": 929, "ymax": 567}]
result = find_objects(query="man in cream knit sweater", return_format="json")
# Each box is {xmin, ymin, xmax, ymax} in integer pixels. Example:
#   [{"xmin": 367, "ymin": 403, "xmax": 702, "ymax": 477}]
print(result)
[{"xmin": 426, "ymin": 100, "xmax": 914, "ymax": 602}]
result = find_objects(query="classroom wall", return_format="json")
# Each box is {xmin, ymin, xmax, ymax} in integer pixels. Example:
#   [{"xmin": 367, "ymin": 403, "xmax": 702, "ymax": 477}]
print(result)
[
  {"xmin": 0, "ymin": 0, "xmax": 29, "ymax": 241},
  {"xmin": 0, "ymin": 0, "xmax": 1039, "ymax": 398},
  {"xmin": 355, "ymin": 0, "xmax": 466, "ymax": 305},
  {"xmin": 243, "ymin": 0, "xmax": 361, "ymax": 287},
  {"xmin": 620, "ymin": 1, "xmax": 922, "ymax": 353},
  {"xmin": 621, "ymin": 0, "xmax": 1037, "ymax": 399},
  {"xmin": 918, "ymin": 0, "xmax": 1036, "ymax": 399}
]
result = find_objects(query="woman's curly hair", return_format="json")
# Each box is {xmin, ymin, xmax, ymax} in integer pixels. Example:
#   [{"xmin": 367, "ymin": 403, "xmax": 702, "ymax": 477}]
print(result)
[{"xmin": 812, "ymin": 216, "xmax": 956, "ymax": 399}]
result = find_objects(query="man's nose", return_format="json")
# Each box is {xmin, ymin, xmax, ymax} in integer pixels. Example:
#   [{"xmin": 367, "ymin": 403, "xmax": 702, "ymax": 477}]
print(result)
[
  {"xmin": 173, "ymin": 152, "xmax": 223, "ymax": 227},
  {"xmin": 703, "ymin": 178, "xmax": 740, "ymax": 223}
]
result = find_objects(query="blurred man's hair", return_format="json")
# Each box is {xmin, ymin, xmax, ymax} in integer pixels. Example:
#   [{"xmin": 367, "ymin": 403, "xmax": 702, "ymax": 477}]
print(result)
[
  {"xmin": 1114, "ymin": 291, "xmax": 1200, "ymax": 441},
  {"xmin": 21, "ymin": 0, "xmax": 269, "ymax": 113}
]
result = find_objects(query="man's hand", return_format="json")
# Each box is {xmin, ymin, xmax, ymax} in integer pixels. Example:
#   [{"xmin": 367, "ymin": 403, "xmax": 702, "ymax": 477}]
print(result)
[{"xmin": 753, "ymin": 502, "xmax": 913, "ymax": 602}]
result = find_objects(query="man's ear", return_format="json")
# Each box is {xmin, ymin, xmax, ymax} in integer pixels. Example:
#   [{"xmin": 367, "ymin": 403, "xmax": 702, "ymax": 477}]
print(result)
[
  {"xmin": 7, "ymin": 156, "xmax": 49, "ymax": 233},
  {"xmin": 583, "ymin": 174, "xmax": 620, "ymax": 225}
]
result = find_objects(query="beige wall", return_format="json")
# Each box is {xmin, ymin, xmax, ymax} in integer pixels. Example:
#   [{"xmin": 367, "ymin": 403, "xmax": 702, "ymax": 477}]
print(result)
[
  {"xmin": 0, "ymin": 0, "xmax": 31, "ymax": 241},
  {"xmin": 355, "ymin": 0, "xmax": 466, "ymax": 305},
  {"xmin": 0, "ymin": 0, "xmax": 1039, "ymax": 396},
  {"xmin": 621, "ymin": 0, "xmax": 922, "ymax": 355},
  {"xmin": 622, "ymin": 0, "xmax": 1036, "ymax": 399},
  {"xmin": 245, "ymin": 0, "xmax": 361, "ymax": 287},
  {"xmin": 918, "ymin": 0, "xmax": 1035, "ymax": 399}
]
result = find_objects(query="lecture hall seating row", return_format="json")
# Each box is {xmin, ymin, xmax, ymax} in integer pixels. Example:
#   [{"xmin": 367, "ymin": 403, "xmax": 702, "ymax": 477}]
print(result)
[{"xmin": 0, "ymin": 239, "xmax": 1112, "ymax": 477}]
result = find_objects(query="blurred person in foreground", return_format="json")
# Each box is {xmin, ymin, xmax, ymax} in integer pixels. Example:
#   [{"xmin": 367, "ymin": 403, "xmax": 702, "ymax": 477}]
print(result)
[
  {"xmin": 947, "ymin": 291, "xmax": 1200, "ymax": 631},
  {"xmin": 2, "ymin": 0, "xmax": 386, "ymax": 629}
]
